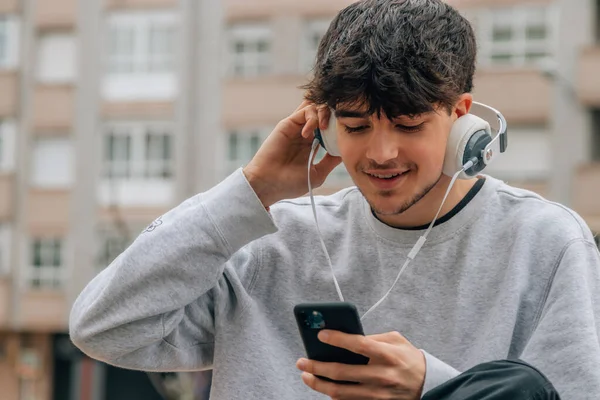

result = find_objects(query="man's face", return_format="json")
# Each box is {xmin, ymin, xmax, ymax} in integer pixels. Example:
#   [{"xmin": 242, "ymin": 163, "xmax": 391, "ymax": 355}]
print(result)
[{"xmin": 335, "ymin": 103, "xmax": 456, "ymax": 217}]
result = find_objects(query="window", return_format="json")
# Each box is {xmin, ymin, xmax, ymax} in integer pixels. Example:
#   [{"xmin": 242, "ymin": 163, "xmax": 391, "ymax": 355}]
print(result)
[
  {"xmin": 484, "ymin": 125, "xmax": 550, "ymax": 180},
  {"xmin": 104, "ymin": 12, "xmax": 177, "ymax": 100},
  {"xmin": 0, "ymin": 15, "xmax": 19, "ymax": 69},
  {"xmin": 29, "ymin": 238, "xmax": 63, "ymax": 289},
  {"xmin": 478, "ymin": 5, "xmax": 556, "ymax": 66},
  {"xmin": 107, "ymin": 12, "xmax": 176, "ymax": 75},
  {"xmin": 31, "ymin": 138, "xmax": 74, "ymax": 188},
  {"xmin": 0, "ymin": 224, "xmax": 9, "ymax": 275},
  {"xmin": 104, "ymin": 122, "xmax": 174, "ymax": 180},
  {"xmin": 97, "ymin": 228, "xmax": 131, "ymax": 268},
  {"xmin": 596, "ymin": 0, "xmax": 600, "ymax": 43},
  {"xmin": 228, "ymin": 23, "xmax": 272, "ymax": 78},
  {"xmin": 300, "ymin": 19, "xmax": 331, "ymax": 73},
  {"xmin": 226, "ymin": 129, "xmax": 270, "ymax": 174},
  {"xmin": 100, "ymin": 122, "xmax": 175, "ymax": 206},
  {"xmin": 109, "ymin": 24, "xmax": 134, "ymax": 73},
  {"xmin": 0, "ymin": 120, "xmax": 16, "ymax": 172},
  {"xmin": 37, "ymin": 33, "xmax": 77, "ymax": 83},
  {"xmin": 592, "ymin": 109, "xmax": 600, "ymax": 161}
]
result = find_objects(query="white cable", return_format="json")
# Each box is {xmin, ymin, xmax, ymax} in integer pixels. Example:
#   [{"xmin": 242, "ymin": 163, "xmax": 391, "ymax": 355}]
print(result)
[
  {"xmin": 360, "ymin": 158, "xmax": 477, "ymax": 320},
  {"xmin": 308, "ymin": 139, "xmax": 345, "ymax": 302},
  {"xmin": 307, "ymin": 138, "xmax": 478, "ymax": 318}
]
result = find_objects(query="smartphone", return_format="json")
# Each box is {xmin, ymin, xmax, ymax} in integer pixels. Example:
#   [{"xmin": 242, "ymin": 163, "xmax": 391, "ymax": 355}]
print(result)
[{"xmin": 294, "ymin": 302, "xmax": 369, "ymax": 383}]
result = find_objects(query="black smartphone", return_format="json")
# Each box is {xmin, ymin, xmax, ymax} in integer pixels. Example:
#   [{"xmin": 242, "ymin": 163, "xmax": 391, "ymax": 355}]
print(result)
[{"xmin": 294, "ymin": 302, "xmax": 369, "ymax": 383}]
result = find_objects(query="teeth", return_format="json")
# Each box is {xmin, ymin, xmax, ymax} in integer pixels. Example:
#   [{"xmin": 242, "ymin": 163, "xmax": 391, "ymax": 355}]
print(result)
[{"xmin": 370, "ymin": 173, "xmax": 400, "ymax": 179}]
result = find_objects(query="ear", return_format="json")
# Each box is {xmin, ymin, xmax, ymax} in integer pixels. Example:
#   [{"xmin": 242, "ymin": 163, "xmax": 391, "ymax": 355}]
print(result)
[{"xmin": 453, "ymin": 93, "xmax": 473, "ymax": 120}]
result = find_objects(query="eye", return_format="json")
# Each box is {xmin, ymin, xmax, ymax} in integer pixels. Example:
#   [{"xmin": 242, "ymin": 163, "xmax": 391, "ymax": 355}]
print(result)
[
  {"xmin": 344, "ymin": 125, "xmax": 369, "ymax": 134},
  {"xmin": 396, "ymin": 122, "xmax": 425, "ymax": 133}
]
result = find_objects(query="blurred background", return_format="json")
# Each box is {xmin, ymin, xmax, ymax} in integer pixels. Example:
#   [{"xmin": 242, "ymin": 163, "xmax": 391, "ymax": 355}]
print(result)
[{"xmin": 0, "ymin": 0, "xmax": 599, "ymax": 399}]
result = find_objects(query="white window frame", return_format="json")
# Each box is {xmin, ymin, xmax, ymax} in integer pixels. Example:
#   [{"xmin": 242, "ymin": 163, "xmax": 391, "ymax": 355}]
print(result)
[
  {"xmin": 300, "ymin": 18, "xmax": 331, "ymax": 74},
  {"xmin": 477, "ymin": 5, "xmax": 558, "ymax": 67},
  {"xmin": 0, "ymin": 119, "xmax": 16, "ymax": 172},
  {"xmin": 0, "ymin": 15, "xmax": 19, "ymax": 70},
  {"xmin": 103, "ymin": 121, "xmax": 174, "ymax": 182},
  {"xmin": 228, "ymin": 23, "xmax": 272, "ymax": 78},
  {"xmin": 28, "ymin": 238, "xmax": 64, "ymax": 290}
]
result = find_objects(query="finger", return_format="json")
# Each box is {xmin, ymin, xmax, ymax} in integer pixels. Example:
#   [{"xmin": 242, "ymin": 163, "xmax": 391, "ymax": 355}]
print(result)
[
  {"xmin": 317, "ymin": 105, "xmax": 332, "ymax": 130},
  {"xmin": 318, "ymin": 330, "xmax": 390, "ymax": 360},
  {"xmin": 301, "ymin": 372, "xmax": 356, "ymax": 399},
  {"xmin": 297, "ymin": 358, "xmax": 390, "ymax": 386},
  {"xmin": 367, "ymin": 331, "xmax": 408, "ymax": 346},
  {"xmin": 280, "ymin": 105, "xmax": 319, "ymax": 140},
  {"xmin": 294, "ymin": 99, "xmax": 312, "ymax": 113},
  {"xmin": 300, "ymin": 106, "xmax": 319, "ymax": 139},
  {"xmin": 301, "ymin": 373, "xmax": 389, "ymax": 400}
]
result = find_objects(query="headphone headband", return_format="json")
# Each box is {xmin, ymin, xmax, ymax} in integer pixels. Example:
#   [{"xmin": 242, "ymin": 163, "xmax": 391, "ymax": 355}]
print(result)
[{"xmin": 470, "ymin": 102, "xmax": 508, "ymax": 166}]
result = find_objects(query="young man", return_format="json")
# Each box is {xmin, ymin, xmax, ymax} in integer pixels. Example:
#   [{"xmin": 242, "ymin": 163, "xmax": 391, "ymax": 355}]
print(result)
[{"xmin": 70, "ymin": 0, "xmax": 600, "ymax": 399}]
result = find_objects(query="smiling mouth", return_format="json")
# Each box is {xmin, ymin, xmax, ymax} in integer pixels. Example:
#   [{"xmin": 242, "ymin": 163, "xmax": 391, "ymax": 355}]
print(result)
[
  {"xmin": 365, "ymin": 170, "xmax": 409, "ymax": 179},
  {"xmin": 367, "ymin": 172, "xmax": 401, "ymax": 179},
  {"xmin": 363, "ymin": 170, "xmax": 410, "ymax": 190}
]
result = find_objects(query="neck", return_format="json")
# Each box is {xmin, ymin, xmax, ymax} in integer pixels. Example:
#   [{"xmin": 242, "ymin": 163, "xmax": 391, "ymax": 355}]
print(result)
[{"xmin": 374, "ymin": 175, "xmax": 478, "ymax": 229}]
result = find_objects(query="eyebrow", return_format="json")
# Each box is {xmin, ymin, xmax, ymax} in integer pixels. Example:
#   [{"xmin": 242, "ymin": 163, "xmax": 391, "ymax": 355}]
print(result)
[
  {"xmin": 334, "ymin": 109, "xmax": 431, "ymax": 120},
  {"xmin": 334, "ymin": 109, "xmax": 369, "ymax": 119}
]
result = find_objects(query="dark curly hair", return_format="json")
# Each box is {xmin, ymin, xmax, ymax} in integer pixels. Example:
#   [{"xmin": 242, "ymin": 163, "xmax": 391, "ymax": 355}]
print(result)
[{"xmin": 302, "ymin": 0, "xmax": 477, "ymax": 118}]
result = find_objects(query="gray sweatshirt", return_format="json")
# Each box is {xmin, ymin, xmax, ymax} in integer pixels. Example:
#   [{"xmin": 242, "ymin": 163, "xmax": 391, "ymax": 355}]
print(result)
[{"xmin": 70, "ymin": 169, "xmax": 600, "ymax": 399}]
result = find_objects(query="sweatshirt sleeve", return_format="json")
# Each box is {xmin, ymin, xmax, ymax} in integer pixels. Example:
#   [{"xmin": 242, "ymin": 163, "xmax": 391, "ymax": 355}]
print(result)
[
  {"xmin": 420, "ymin": 351, "xmax": 460, "ymax": 397},
  {"xmin": 69, "ymin": 169, "xmax": 278, "ymax": 371},
  {"xmin": 420, "ymin": 238, "xmax": 600, "ymax": 398},
  {"xmin": 520, "ymin": 238, "xmax": 600, "ymax": 399}
]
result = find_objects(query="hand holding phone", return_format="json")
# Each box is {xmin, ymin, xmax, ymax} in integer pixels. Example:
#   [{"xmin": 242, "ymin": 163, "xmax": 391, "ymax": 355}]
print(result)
[{"xmin": 294, "ymin": 302, "xmax": 369, "ymax": 384}]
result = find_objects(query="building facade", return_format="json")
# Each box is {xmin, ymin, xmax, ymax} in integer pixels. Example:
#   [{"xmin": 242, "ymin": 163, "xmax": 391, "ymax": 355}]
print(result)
[{"xmin": 0, "ymin": 0, "xmax": 598, "ymax": 398}]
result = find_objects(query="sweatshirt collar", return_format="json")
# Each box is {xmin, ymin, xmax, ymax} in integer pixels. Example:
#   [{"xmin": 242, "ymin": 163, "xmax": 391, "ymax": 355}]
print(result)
[{"xmin": 362, "ymin": 175, "xmax": 500, "ymax": 246}]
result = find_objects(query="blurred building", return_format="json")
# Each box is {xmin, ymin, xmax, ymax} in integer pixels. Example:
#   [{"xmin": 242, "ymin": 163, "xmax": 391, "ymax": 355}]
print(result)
[{"xmin": 0, "ymin": 0, "xmax": 598, "ymax": 399}]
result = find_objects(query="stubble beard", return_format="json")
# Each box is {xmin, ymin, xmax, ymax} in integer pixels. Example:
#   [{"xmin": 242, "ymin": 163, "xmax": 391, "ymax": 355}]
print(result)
[{"xmin": 358, "ymin": 172, "xmax": 443, "ymax": 216}]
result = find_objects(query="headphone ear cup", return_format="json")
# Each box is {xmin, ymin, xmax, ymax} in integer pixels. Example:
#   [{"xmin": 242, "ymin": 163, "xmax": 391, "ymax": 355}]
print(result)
[
  {"xmin": 315, "ymin": 114, "xmax": 341, "ymax": 157},
  {"xmin": 443, "ymin": 114, "xmax": 492, "ymax": 179}
]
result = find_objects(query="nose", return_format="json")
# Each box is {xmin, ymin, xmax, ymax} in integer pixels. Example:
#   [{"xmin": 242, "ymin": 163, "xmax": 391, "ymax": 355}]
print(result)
[{"xmin": 365, "ymin": 130, "xmax": 399, "ymax": 165}]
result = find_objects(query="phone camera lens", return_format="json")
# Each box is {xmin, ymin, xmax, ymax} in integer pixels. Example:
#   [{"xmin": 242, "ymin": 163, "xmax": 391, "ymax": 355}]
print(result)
[{"xmin": 307, "ymin": 311, "xmax": 326, "ymax": 329}]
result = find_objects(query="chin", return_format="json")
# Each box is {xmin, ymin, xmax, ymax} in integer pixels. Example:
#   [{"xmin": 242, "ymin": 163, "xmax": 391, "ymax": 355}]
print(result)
[
  {"xmin": 364, "ymin": 192, "xmax": 411, "ymax": 216},
  {"xmin": 354, "ymin": 172, "xmax": 441, "ymax": 217},
  {"xmin": 352, "ymin": 177, "xmax": 411, "ymax": 216}
]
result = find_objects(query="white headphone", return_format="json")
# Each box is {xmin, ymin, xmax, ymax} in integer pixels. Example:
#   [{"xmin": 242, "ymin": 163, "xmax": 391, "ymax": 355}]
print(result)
[{"xmin": 314, "ymin": 101, "xmax": 508, "ymax": 178}]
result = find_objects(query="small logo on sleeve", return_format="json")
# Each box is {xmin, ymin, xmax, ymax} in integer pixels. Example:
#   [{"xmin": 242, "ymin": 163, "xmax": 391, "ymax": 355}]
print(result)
[{"xmin": 143, "ymin": 217, "xmax": 163, "ymax": 233}]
